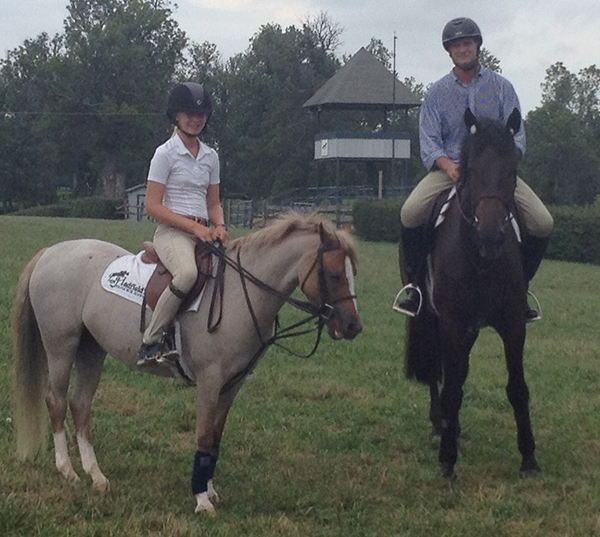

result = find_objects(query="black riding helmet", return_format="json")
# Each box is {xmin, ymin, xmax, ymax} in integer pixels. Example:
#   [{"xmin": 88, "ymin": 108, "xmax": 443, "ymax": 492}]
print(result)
[
  {"xmin": 166, "ymin": 82, "xmax": 213, "ymax": 126},
  {"xmin": 442, "ymin": 17, "xmax": 482, "ymax": 50}
]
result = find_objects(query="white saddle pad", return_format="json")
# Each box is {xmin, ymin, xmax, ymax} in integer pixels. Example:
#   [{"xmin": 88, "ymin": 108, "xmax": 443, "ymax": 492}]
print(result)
[
  {"xmin": 101, "ymin": 252, "xmax": 155, "ymax": 305},
  {"xmin": 101, "ymin": 252, "xmax": 214, "ymax": 312}
]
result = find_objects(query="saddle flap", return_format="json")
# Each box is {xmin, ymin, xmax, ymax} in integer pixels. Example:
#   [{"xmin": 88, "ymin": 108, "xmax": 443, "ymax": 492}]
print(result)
[
  {"xmin": 141, "ymin": 241, "xmax": 160, "ymax": 264},
  {"xmin": 144, "ymin": 242, "xmax": 213, "ymax": 311}
]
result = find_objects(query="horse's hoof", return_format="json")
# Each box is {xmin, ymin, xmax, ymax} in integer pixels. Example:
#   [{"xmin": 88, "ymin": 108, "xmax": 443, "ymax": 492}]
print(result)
[
  {"xmin": 519, "ymin": 460, "xmax": 542, "ymax": 478},
  {"xmin": 195, "ymin": 492, "xmax": 216, "ymax": 516},
  {"xmin": 92, "ymin": 477, "xmax": 110, "ymax": 492},
  {"xmin": 519, "ymin": 468, "xmax": 542, "ymax": 478},
  {"xmin": 440, "ymin": 463, "xmax": 457, "ymax": 482},
  {"xmin": 195, "ymin": 505, "xmax": 217, "ymax": 517},
  {"xmin": 62, "ymin": 470, "xmax": 81, "ymax": 487}
]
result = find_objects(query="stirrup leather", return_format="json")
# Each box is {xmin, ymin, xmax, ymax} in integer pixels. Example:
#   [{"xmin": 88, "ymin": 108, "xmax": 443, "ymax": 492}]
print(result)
[{"xmin": 392, "ymin": 284, "xmax": 423, "ymax": 317}]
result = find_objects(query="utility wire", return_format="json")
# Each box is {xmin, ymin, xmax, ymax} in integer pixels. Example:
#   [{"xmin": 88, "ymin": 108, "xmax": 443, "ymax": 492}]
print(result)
[{"xmin": 3, "ymin": 111, "xmax": 163, "ymax": 117}]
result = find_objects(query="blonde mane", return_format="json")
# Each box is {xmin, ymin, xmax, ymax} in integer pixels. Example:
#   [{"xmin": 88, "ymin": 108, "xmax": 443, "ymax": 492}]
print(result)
[{"xmin": 229, "ymin": 212, "xmax": 358, "ymax": 265}]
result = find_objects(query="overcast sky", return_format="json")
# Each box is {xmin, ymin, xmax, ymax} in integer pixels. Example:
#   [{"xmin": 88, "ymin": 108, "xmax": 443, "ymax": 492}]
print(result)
[{"xmin": 1, "ymin": 0, "xmax": 598, "ymax": 114}]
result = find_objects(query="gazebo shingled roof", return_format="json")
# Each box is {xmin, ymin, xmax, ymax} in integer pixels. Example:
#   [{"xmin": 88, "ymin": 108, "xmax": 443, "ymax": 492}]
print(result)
[{"xmin": 303, "ymin": 47, "xmax": 422, "ymax": 112}]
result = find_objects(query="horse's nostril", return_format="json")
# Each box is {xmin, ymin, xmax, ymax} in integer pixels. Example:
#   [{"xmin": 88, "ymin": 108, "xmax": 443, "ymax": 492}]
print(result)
[
  {"xmin": 478, "ymin": 227, "xmax": 504, "ymax": 248},
  {"xmin": 347, "ymin": 320, "xmax": 363, "ymax": 338}
]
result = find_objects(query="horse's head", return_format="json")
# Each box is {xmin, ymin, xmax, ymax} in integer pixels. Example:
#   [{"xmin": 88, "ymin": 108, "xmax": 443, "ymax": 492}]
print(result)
[
  {"xmin": 299, "ymin": 224, "xmax": 363, "ymax": 340},
  {"xmin": 458, "ymin": 108, "xmax": 522, "ymax": 259}
]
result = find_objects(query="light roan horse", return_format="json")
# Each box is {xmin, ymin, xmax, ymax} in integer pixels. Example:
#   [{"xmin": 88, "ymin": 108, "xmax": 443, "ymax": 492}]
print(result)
[
  {"xmin": 403, "ymin": 108, "xmax": 542, "ymax": 480},
  {"xmin": 13, "ymin": 213, "xmax": 363, "ymax": 515}
]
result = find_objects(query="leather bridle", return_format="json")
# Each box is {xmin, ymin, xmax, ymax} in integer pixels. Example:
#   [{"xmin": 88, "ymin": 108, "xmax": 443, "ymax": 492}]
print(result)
[
  {"xmin": 455, "ymin": 179, "xmax": 514, "ymax": 240},
  {"xmin": 199, "ymin": 239, "xmax": 357, "ymax": 394}
]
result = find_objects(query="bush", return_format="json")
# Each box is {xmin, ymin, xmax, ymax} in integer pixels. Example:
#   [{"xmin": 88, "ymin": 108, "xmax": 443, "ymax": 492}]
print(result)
[
  {"xmin": 67, "ymin": 197, "xmax": 121, "ymax": 219},
  {"xmin": 9, "ymin": 197, "xmax": 122, "ymax": 220},
  {"xmin": 352, "ymin": 198, "xmax": 404, "ymax": 243},
  {"xmin": 545, "ymin": 205, "xmax": 600, "ymax": 265},
  {"xmin": 10, "ymin": 204, "xmax": 70, "ymax": 217},
  {"xmin": 352, "ymin": 198, "xmax": 600, "ymax": 265}
]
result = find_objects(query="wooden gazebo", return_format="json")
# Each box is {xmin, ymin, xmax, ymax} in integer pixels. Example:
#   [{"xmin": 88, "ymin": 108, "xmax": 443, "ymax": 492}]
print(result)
[{"xmin": 303, "ymin": 47, "xmax": 421, "ymax": 197}]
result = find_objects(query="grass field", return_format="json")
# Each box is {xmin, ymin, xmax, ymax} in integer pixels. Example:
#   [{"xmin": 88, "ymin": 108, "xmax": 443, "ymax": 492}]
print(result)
[{"xmin": 1, "ymin": 215, "xmax": 599, "ymax": 536}]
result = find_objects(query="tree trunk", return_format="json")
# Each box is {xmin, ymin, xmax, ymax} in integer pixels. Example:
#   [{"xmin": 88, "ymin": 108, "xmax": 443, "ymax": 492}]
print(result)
[{"xmin": 100, "ymin": 153, "xmax": 126, "ymax": 199}]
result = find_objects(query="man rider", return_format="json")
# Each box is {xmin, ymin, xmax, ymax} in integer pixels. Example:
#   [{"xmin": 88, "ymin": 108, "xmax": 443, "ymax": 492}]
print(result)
[{"xmin": 397, "ymin": 17, "xmax": 553, "ymax": 321}]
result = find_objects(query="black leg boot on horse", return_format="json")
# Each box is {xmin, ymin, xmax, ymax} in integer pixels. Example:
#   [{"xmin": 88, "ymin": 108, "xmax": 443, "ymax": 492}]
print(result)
[
  {"xmin": 521, "ymin": 235, "xmax": 550, "ymax": 323},
  {"xmin": 395, "ymin": 225, "xmax": 429, "ymax": 317}
]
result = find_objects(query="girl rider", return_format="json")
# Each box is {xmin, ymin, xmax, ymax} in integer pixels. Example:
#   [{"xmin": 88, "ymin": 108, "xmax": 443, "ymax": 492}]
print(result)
[{"xmin": 138, "ymin": 82, "xmax": 229, "ymax": 366}]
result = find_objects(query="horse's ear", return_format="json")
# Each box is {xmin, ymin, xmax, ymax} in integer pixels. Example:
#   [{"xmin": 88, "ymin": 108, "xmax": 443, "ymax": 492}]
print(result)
[
  {"xmin": 318, "ymin": 223, "xmax": 338, "ymax": 249},
  {"xmin": 319, "ymin": 223, "xmax": 329, "ymax": 245},
  {"xmin": 464, "ymin": 108, "xmax": 478, "ymax": 134},
  {"xmin": 507, "ymin": 108, "xmax": 521, "ymax": 136},
  {"xmin": 319, "ymin": 223, "xmax": 326, "ymax": 243}
]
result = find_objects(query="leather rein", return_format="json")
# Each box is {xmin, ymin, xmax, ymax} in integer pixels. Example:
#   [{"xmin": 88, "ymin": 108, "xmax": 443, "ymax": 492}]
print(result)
[{"xmin": 199, "ymin": 239, "xmax": 357, "ymax": 394}]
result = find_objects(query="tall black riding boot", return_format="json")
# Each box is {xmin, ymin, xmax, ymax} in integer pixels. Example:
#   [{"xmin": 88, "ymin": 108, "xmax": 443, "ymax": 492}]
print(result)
[
  {"xmin": 395, "ymin": 224, "xmax": 428, "ymax": 317},
  {"xmin": 521, "ymin": 235, "xmax": 550, "ymax": 323}
]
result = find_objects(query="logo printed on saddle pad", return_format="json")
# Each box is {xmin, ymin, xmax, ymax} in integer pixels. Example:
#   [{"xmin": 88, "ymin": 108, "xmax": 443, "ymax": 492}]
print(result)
[
  {"xmin": 107, "ymin": 271, "xmax": 145, "ymax": 299},
  {"xmin": 101, "ymin": 251, "xmax": 214, "ymax": 312},
  {"xmin": 101, "ymin": 252, "xmax": 156, "ymax": 305}
]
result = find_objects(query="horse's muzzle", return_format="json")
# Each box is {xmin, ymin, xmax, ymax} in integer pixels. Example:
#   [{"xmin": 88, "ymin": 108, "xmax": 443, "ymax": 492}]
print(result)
[
  {"xmin": 327, "ymin": 306, "xmax": 363, "ymax": 340},
  {"xmin": 478, "ymin": 236, "xmax": 505, "ymax": 260},
  {"xmin": 476, "ymin": 221, "xmax": 510, "ymax": 260},
  {"xmin": 475, "ymin": 199, "xmax": 511, "ymax": 260}
]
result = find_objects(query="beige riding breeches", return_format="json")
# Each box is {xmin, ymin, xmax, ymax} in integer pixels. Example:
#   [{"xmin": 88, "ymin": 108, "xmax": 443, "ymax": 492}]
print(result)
[
  {"xmin": 400, "ymin": 170, "xmax": 554, "ymax": 238},
  {"xmin": 142, "ymin": 223, "xmax": 199, "ymax": 344}
]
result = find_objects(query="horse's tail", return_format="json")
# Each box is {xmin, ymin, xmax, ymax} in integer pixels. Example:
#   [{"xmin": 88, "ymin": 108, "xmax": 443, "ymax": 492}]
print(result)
[
  {"xmin": 13, "ymin": 248, "xmax": 49, "ymax": 460},
  {"xmin": 404, "ymin": 309, "xmax": 442, "ymax": 385}
]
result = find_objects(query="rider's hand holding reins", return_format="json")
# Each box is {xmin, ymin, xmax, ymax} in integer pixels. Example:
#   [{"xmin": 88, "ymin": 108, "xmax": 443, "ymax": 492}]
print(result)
[
  {"xmin": 193, "ymin": 222, "xmax": 216, "ymax": 242},
  {"xmin": 435, "ymin": 156, "xmax": 461, "ymax": 182},
  {"xmin": 213, "ymin": 224, "xmax": 229, "ymax": 243}
]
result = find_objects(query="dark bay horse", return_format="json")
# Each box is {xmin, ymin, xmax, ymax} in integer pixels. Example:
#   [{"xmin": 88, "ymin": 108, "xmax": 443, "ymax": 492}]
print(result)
[
  {"xmin": 403, "ymin": 108, "xmax": 541, "ymax": 479},
  {"xmin": 13, "ymin": 213, "xmax": 362, "ymax": 515}
]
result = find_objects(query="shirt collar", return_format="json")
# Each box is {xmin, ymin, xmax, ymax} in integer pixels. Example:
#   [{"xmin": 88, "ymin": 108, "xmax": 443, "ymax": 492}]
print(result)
[
  {"xmin": 173, "ymin": 133, "xmax": 210, "ymax": 159},
  {"xmin": 450, "ymin": 65, "xmax": 486, "ymax": 85}
]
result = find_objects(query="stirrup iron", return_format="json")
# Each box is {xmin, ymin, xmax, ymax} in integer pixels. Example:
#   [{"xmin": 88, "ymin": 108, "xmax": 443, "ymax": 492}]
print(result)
[
  {"xmin": 526, "ymin": 290, "xmax": 542, "ymax": 323},
  {"xmin": 392, "ymin": 284, "xmax": 423, "ymax": 317}
]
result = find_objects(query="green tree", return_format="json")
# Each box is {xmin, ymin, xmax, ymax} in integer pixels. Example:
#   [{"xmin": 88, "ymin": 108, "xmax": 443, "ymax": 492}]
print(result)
[
  {"xmin": 300, "ymin": 11, "xmax": 343, "ymax": 55},
  {"xmin": 523, "ymin": 102, "xmax": 600, "ymax": 205},
  {"xmin": 523, "ymin": 62, "xmax": 600, "ymax": 205},
  {"xmin": 540, "ymin": 62, "xmax": 577, "ymax": 110},
  {"xmin": 0, "ymin": 0, "xmax": 188, "ymax": 206},
  {"xmin": 217, "ymin": 19, "xmax": 340, "ymax": 198},
  {"xmin": 61, "ymin": 0, "xmax": 187, "ymax": 198},
  {"xmin": 0, "ymin": 33, "xmax": 67, "ymax": 207},
  {"xmin": 479, "ymin": 48, "xmax": 501, "ymax": 72},
  {"xmin": 540, "ymin": 62, "xmax": 600, "ymax": 125},
  {"xmin": 366, "ymin": 38, "xmax": 392, "ymax": 69}
]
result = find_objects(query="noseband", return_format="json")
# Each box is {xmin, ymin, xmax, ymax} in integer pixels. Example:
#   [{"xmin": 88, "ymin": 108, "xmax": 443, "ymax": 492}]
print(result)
[
  {"xmin": 455, "ymin": 182, "xmax": 515, "ymax": 240},
  {"xmin": 299, "ymin": 243, "xmax": 357, "ymax": 321}
]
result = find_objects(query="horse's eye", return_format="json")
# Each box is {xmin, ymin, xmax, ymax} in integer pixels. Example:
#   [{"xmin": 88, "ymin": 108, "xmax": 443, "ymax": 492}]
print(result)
[{"xmin": 328, "ymin": 272, "xmax": 343, "ymax": 284}]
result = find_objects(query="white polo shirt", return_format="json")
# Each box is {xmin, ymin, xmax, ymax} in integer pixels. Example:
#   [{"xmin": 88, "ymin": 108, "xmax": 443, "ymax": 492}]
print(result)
[{"xmin": 147, "ymin": 134, "xmax": 220, "ymax": 220}]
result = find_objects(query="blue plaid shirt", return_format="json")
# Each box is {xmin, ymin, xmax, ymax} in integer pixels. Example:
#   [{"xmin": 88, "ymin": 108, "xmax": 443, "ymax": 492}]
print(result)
[{"xmin": 419, "ymin": 67, "xmax": 526, "ymax": 170}]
